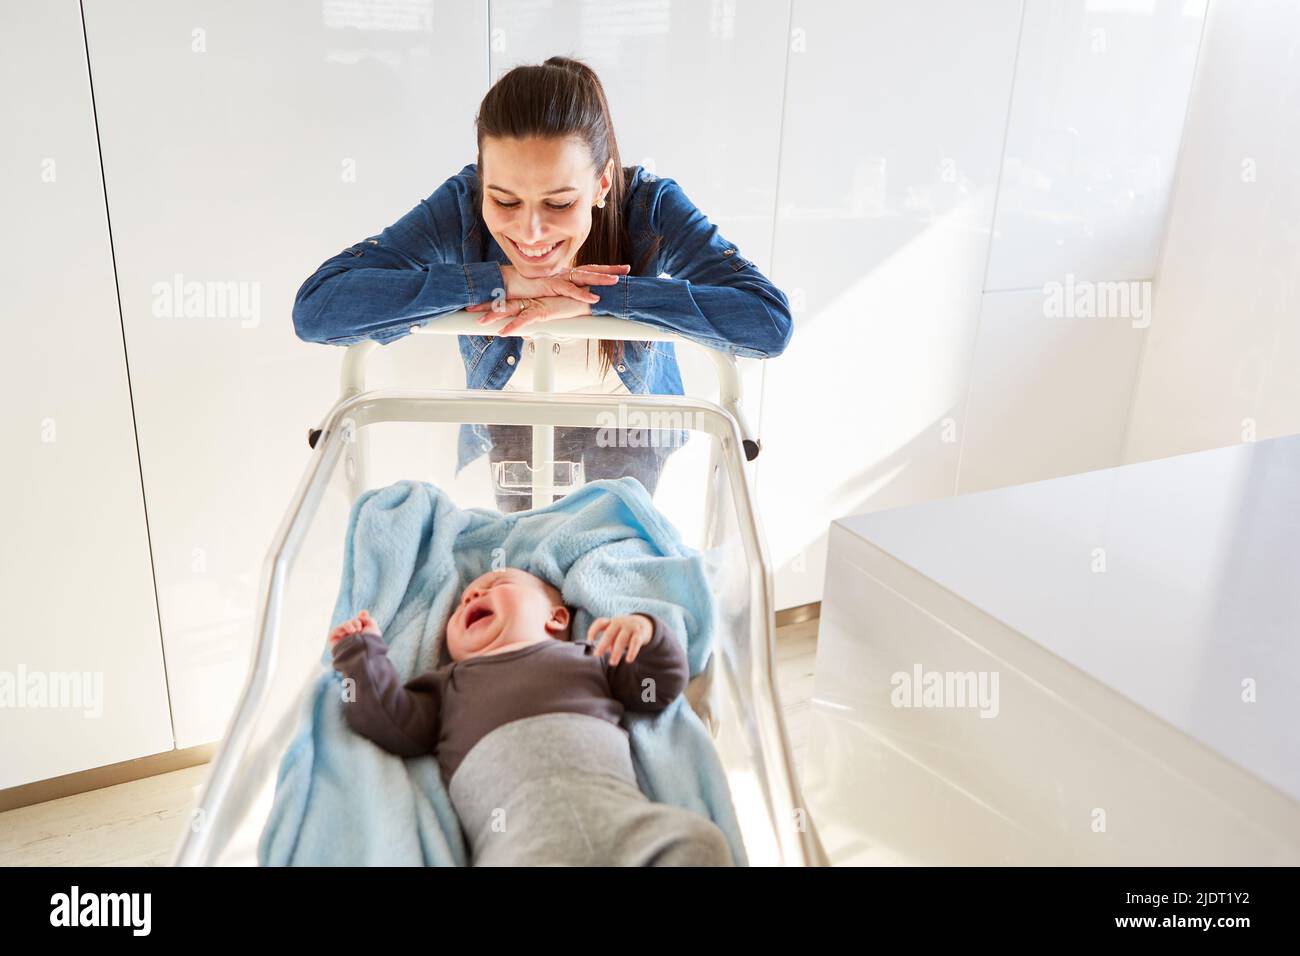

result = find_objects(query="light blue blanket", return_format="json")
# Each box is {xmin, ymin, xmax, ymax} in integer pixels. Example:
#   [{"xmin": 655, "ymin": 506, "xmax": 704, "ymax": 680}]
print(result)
[{"xmin": 257, "ymin": 477, "xmax": 747, "ymax": 866}]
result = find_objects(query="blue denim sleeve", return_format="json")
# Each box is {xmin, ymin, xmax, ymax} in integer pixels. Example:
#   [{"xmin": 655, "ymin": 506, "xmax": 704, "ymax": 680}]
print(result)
[
  {"xmin": 292, "ymin": 173, "xmax": 505, "ymax": 346},
  {"xmin": 588, "ymin": 177, "xmax": 793, "ymax": 359}
]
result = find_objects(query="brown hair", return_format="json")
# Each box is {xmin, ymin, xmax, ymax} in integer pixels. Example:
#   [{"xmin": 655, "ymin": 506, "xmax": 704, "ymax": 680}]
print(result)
[{"xmin": 471, "ymin": 56, "xmax": 662, "ymax": 375}]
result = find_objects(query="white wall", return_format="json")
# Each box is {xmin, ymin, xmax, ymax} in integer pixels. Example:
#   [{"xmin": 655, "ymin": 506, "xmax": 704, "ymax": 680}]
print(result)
[
  {"xmin": 1125, "ymin": 0, "xmax": 1300, "ymax": 464},
  {"xmin": 761, "ymin": 0, "xmax": 1205, "ymax": 608},
  {"xmin": 0, "ymin": 2, "xmax": 173, "ymax": 787}
]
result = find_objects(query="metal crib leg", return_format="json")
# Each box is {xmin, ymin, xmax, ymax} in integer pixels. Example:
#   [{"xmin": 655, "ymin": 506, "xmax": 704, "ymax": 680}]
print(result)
[
  {"xmin": 338, "ymin": 342, "xmax": 376, "ymax": 503},
  {"xmin": 530, "ymin": 332, "xmax": 558, "ymax": 508},
  {"xmin": 702, "ymin": 438, "xmax": 725, "ymax": 548},
  {"xmin": 344, "ymin": 418, "xmax": 367, "ymax": 502},
  {"xmin": 531, "ymin": 422, "xmax": 554, "ymax": 508}
]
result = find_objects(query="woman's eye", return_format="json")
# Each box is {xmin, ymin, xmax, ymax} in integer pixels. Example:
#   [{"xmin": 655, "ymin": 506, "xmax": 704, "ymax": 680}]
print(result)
[{"xmin": 494, "ymin": 200, "xmax": 574, "ymax": 211}]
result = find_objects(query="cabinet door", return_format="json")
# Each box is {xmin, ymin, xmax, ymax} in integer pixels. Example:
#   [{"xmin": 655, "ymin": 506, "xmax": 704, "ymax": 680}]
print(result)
[
  {"xmin": 81, "ymin": 0, "xmax": 489, "ymax": 747},
  {"xmin": 0, "ymin": 1, "xmax": 173, "ymax": 788},
  {"xmin": 760, "ymin": 0, "xmax": 1023, "ymax": 608}
]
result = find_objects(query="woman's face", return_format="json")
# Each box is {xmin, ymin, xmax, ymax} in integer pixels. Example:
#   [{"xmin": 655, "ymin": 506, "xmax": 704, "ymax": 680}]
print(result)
[{"xmin": 479, "ymin": 135, "xmax": 614, "ymax": 277}]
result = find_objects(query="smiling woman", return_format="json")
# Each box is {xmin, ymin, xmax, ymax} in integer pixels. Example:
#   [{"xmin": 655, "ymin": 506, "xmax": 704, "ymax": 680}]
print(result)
[
  {"xmin": 290, "ymin": 55, "xmax": 793, "ymax": 496},
  {"xmin": 470, "ymin": 58, "xmax": 646, "ymax": 365},
  {"xmin": 466, "ymin": 58, "xmax": 678, "ymax": 509}
]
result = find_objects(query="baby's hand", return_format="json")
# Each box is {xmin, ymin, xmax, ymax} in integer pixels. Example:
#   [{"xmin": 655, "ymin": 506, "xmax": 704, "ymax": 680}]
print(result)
[
  {"xmin": 328, "ymin": 609, "xmax": 381, "ymax": 646},
  {"xmin": 587, "ymin": 614, "xmax": 654, "ymax": 666}
]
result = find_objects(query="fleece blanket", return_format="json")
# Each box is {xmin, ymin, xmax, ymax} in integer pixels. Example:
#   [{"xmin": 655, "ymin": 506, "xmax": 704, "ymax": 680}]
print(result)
[{"xmin": 257, "ymin": 477, "xmax": 746, "ymax": 866}]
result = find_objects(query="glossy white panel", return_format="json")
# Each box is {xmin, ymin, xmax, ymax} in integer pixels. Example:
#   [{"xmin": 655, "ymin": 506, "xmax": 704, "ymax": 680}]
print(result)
[
  {"xmin": 956, "ymin": 287, "xmax": 1146, "ymax": 494},
  {"xmin": 1126, "ymin": 0, "xmax": 1300, "ymax": 463},
  {"xmin": 760, "ymin": 0, "xmax": 1023, "ymax": 608},
  {"xmin": 985, "ymin": 0, "xmax": 1205, "ymax": 290},
  {"xmin": 840, "ymin": 436, "xmax": 1300, "ymax": 796},
  {"xmin": 808, "ymin": 435, "xmax": 1300, "ymax": 863},
  {"xmin": 82, "ymin": 0, "xmax": 488, "ymax": 747},
  {"xmin": 0, "ymin": 1, "xmax": 173, "ymax": 786}
]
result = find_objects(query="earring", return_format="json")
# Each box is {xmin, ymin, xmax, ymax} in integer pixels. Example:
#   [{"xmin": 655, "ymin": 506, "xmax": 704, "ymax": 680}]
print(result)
[{"xmin": 595, "ymin": 197, "xmax": 606, "ymax": 208}]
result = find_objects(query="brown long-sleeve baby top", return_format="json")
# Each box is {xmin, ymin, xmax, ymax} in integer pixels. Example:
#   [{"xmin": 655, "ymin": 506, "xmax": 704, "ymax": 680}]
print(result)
[{"xmin": 329, "ymin": 615, "xmax": 689, "ymax": 785}]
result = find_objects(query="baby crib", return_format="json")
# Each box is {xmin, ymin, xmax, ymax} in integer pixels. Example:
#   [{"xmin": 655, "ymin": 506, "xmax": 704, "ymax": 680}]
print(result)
[{"xmin": 172, "ymin": 311, "xmax": 827, "ymax": 866}]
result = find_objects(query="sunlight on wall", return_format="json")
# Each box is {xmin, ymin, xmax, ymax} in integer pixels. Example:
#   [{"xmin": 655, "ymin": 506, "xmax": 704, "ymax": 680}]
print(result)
[{"xmin": 761, "ymin": 194, "xmax": 994, "ymax": 589}]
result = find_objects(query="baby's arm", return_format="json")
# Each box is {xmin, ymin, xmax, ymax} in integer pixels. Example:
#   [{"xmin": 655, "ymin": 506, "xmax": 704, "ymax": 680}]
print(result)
[
  {"xmin": 330, "ymin": 616, "xmax": 440, "ymax": 756},
  {"xmin": 591, "ymin": 613, "xmax": 689, "ymax": 713}
]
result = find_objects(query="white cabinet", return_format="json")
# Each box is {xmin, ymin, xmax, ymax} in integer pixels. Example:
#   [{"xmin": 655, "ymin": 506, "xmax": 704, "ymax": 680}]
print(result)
[
  {"xmin": 758, "ymin": 0, "xmax": 1023, "ymax": 608},
  {"xmin": 1126, "ymin": 0, "xmax": 1300, "ymax": 463},
  {"xmin": 0, "ymin": 1, "xmax": 172, "ymax": 788},
  {"xmin": 80, "ymin": 0, "xmax": 489, "ymax": 747},
  {"xmin": 984, "ymin": 0, "xmax": 1205, "ymax": 290},
  {"xmin": 761, "ymin": 0, "xmax": 1206, "ymax": 608},
  {"xmin": 955, "ymin": 288, "xmax": 1146, "ymax": 493},
  {"xmin": 807, "ymin": 435, "xmax": 1300, "ymax": 865}
]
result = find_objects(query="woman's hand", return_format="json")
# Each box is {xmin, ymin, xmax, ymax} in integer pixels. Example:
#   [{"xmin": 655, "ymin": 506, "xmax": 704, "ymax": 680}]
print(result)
[
  {"xmin": 471, "ymin": 294, "xmax": 594, "ymax": 336},
  {"xmin": 467, "ymin": 262, "xmax": 628, "ymax": 316}
]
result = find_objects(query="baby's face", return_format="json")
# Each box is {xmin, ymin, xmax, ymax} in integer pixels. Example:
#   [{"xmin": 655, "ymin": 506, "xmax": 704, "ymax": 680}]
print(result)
[{"xmin": 445, "ymin": 568, "xmax": 570, "ymax": 662}]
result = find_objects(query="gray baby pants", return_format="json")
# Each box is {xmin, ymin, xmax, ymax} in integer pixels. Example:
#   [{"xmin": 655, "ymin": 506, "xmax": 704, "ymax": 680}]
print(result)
[{"xmin": 448, "ymin": 712, "xmax": 735, "ymax": 867}]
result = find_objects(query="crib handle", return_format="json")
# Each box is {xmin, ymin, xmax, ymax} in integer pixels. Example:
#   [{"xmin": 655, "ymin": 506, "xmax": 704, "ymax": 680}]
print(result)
[{"xmin": 306, "ymin": 311, "xmax": 762, "ymax": 460}]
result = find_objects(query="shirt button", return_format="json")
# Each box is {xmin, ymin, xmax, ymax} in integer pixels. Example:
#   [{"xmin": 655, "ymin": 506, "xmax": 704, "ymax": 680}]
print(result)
[
  {"xmin": 616, "ymin": 363, "xmax": 626, "ymax": 372},
  {"xmin": 553, "ymin": 343, "xmax": 561, "ymax": 355},
  {"xmin": 409, "ymin": 325, "xmax": 419, "ymax": 334},
  {"xmin": 723, "ymin": 248, "xmax": 735, "ymax": 256},
  {"xmin": 506, "ymin": 355, "xmax": 515, "ymax": 365}
]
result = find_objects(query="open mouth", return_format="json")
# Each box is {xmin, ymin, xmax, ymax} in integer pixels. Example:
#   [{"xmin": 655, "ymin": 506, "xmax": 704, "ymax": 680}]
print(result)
[{"xmin": 464, "ymin": 601, "xmax": 495, "ymax": 630}]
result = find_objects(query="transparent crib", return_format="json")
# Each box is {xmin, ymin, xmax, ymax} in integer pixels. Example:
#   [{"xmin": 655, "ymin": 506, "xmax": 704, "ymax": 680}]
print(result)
[{"xmin": 172, "ymin": 312, "xmax": 827, "ymax": 866}]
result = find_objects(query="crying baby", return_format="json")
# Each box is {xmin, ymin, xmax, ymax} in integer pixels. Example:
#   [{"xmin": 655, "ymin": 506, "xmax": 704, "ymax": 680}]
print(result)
[{"xmin": 328, "ymin": 567, "xmax": 733, "ymax": 867}]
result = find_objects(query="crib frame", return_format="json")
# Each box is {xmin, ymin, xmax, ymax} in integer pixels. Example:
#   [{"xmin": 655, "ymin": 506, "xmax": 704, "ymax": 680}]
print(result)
[{"xmin": 173, "ymin": 312, "xmax": 827, "ymax": 867}]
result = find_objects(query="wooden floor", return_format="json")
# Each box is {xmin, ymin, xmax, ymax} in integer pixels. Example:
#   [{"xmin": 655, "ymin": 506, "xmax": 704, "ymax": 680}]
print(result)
[{"xmin": 0, "ymin": 618, "xmax": 819, "ymax": 867}]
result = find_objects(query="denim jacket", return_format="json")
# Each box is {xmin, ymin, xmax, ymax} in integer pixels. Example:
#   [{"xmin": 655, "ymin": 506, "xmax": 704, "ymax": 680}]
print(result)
[{"xmin": 292, "ymin": 163, "xmax": 793, "ymax": 474}]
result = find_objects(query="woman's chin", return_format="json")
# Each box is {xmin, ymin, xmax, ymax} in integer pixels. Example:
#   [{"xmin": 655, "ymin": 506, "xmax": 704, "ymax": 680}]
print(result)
[{"xmin": 513, "ymin": 258, "xmax": 554, "ymax": 277}]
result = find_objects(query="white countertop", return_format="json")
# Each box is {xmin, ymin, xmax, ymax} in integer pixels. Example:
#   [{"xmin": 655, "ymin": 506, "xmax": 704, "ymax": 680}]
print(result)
[{"xmin": 837, "ymin": 434, "xmax": 1300, "ymax": 804}]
